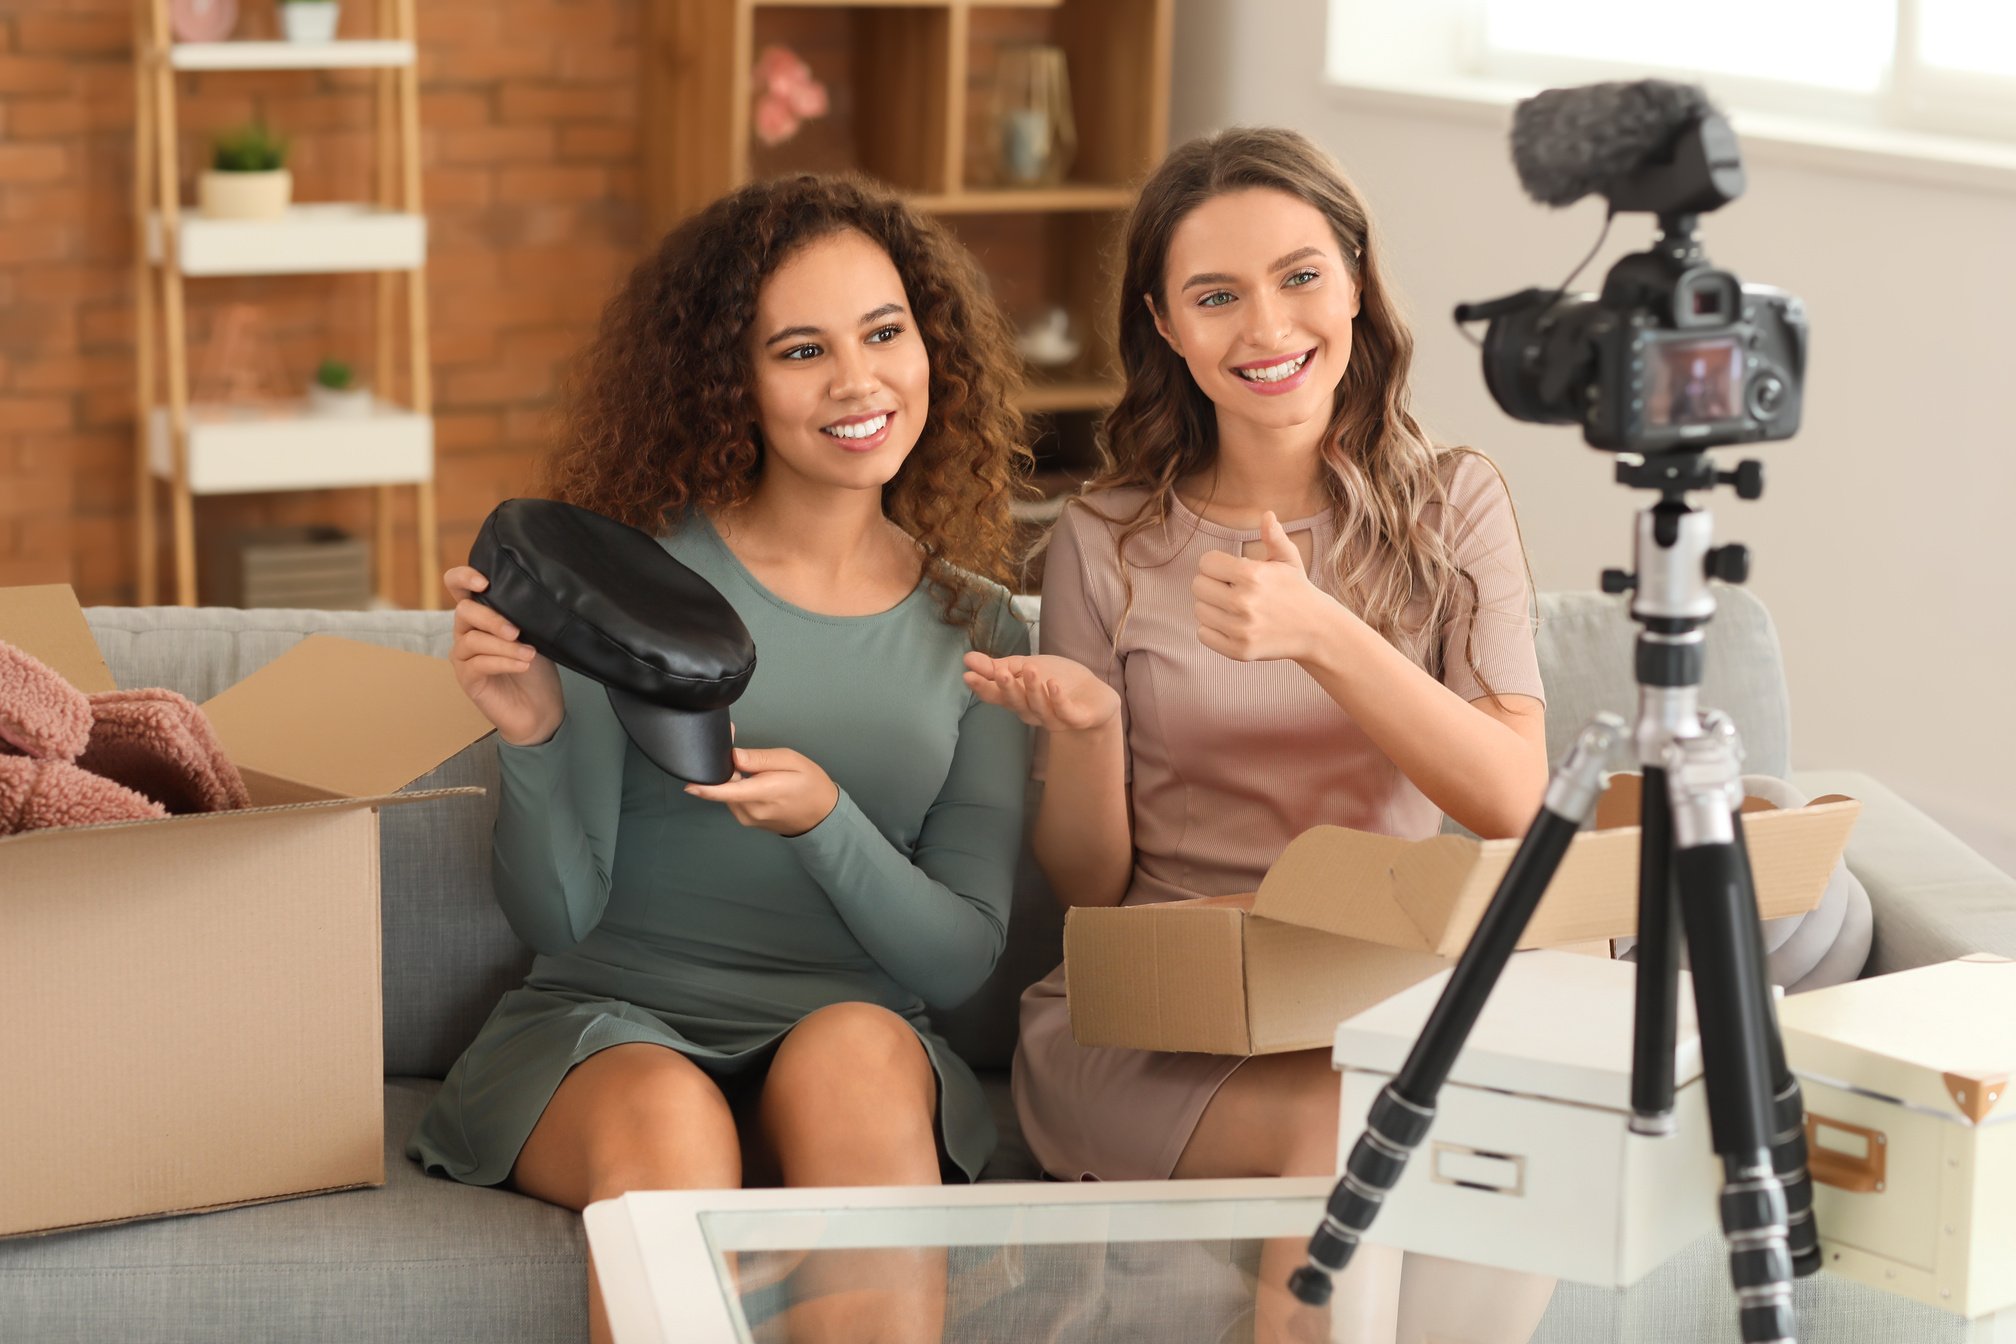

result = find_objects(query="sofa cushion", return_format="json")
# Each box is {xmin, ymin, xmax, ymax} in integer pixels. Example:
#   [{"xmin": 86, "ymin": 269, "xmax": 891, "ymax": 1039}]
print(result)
[
  {"xmin": 1530, "ymin": 586, "xmax": 1789, "ymax": 781},
  {"xmin": 0, "ymin": 1079, "xmax": 586, "ymax": 1344}
]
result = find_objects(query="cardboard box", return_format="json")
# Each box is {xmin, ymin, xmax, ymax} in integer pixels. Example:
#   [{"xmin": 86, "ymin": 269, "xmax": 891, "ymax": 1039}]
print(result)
[
  {"xmin": 1066, "ymin": 777, "xmax": 1858, "ymax": 1055},
  {"xmin": 0, "ymin": 585, "xmax": 491, "ymax": 1238},
  {"xmin": 1779, "ymin": 953, "xmax": 2016, "ymax": 1317},
  {"xmin": 1332, "ymin": 951, "xmax": 1723, "ymax": 1287}
]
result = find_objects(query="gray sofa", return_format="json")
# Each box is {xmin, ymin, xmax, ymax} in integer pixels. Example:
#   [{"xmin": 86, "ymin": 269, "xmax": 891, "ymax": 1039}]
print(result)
[{"xmin": 3, "ymin": 589, "xmax": 2011, "ymax": 1342}]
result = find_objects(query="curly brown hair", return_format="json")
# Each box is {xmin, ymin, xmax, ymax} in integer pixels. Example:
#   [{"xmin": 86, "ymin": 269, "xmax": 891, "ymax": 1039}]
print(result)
[{"xmin": 545, "ymin": 173, "xmax": 1032, "ymax": 633}]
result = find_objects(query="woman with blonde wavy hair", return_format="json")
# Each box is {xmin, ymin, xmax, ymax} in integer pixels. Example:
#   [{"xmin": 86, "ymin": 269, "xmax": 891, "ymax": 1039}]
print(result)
[
  {"xmin": 410, "ymin": 172, "xmax": 1033, "ymax": 1344},
  {"xmin": 967, "ymin": 128, "xmax": 1560, "ymax": 1342}
]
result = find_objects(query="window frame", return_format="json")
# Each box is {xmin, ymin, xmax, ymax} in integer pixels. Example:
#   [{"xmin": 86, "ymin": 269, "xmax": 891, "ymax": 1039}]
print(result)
[{"xmin": 1372, "ymin": 0, "xmax": 2016, "ymax": 147}]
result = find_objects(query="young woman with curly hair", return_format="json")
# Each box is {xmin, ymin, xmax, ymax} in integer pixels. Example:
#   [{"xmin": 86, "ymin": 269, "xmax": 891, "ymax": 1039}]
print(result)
[
  {"xmin": 966, "ymin": 128, "xmax": 1560, "ymax": 1342},
  {"xmin": 408, "ymin": 173, "xmax": 1034, "ymax": 1344}
]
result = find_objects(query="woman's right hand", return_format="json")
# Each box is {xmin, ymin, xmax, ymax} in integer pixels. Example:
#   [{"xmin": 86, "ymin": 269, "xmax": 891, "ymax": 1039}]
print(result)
[
  {"xmin": 962, "ymin": 651, "xmax": 1121, "ymax": 735},
  {"xmin": 446, "ymin": 566, "xmax": 564, "ymax": 747}
]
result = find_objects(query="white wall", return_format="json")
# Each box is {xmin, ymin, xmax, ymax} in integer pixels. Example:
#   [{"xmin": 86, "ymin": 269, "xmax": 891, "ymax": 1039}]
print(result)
[{"xmin": 1170, "ymin": 0, "xmax": 2016, "ymax": 876}]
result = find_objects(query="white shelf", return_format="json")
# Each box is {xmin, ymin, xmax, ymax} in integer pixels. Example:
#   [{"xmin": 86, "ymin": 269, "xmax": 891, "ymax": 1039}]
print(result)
[
  {"xmin": 149, "ymin": 399, "xmax": 433, "ymax": 495},
  {"xmin": 148, "ymin": 204, "xmax": 426, "ymax": 276},
  {"xmin": 169, "ymin": 40, "xmax": 416, "ymax": 71}
]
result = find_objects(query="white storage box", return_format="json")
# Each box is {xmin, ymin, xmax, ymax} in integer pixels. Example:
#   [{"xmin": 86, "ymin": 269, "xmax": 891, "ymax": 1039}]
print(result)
[
  {"xmin": 1333, "ymin": 950, "xmax": 1722, "ymax": 1286},
  {"xmin": 1780, "ymin": 953, "xmax": 2016, "ymax": 1318}
]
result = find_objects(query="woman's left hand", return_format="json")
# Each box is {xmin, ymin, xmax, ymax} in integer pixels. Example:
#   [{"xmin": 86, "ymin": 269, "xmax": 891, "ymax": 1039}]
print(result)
[
  {"xmin": 1193, "ymin": 511, "xmax": 1346, "ymax": 664},
  {"xmin": 684, "ymin": 745, "xmax": 840, "ymax": 837}
]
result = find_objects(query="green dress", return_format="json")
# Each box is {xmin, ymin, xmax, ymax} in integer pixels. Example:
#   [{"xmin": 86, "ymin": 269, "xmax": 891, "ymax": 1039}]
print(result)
[{"xmin": 407, "ymin": 513, "xmax": 1030, "ymax": 1185}]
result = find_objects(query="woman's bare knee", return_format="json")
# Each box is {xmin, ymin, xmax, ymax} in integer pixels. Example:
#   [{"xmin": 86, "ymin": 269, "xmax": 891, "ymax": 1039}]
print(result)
[
  {"xmin": 768, "ymin": 1003, "xmax": 935, "ymax": 1114},
  {"xmin": 510, "ymin": 1043, "xmax": 741, "ymax": 1209},
  {"xmin": 760, "ymin": 1003, "xmax": 939, "ymax": 1183}
]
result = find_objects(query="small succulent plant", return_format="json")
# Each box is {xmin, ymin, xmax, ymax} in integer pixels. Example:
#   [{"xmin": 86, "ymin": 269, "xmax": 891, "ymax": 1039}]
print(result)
[{"xmin": 212, "ymin": 122, "xmax": 289, "ymax": 173}]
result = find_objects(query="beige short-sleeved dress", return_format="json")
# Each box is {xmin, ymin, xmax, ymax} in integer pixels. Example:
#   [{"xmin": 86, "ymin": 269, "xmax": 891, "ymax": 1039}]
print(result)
[{"xmin": 1012, "ymin": 450, "xmax": 1547, "ymax": 1182}]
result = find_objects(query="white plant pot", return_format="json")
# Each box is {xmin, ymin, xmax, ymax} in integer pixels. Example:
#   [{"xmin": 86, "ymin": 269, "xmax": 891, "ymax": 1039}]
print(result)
[
  {"xmin": 198, "ymin": 168, "xmax": 291, "ymax": 220},
  {"xmin": 280, "ymin": 2, "xmax": 340, "ymax": 42},
  {"xmin": 308, "ymin": 383, "xmax": 373, "ymax": 418}
]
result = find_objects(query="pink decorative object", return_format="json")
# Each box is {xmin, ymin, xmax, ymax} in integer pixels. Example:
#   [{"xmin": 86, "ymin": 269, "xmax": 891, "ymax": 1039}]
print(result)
[
  {"xmin": 753, "ymin": 93, "xmax": 801, "ymax": 149},
  {"xmin": 751, "ymin": 44, "xmax": 830, "ymax": 148},
  {"xmin": 169, "ymin": 0, "xmax": 238, "ymax": 43}
]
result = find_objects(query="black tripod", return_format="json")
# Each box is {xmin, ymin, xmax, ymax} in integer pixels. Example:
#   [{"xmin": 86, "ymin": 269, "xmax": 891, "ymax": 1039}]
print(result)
[{"xmin": 1289, "ymin": 454, "xmax": 1819, "ymax": 1344}]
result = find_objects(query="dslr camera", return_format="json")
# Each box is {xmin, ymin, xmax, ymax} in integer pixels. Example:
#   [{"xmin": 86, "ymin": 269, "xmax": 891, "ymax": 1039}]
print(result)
[{"xmin": 1458, "ymin": 81, "xmax": 1807, "ymax": 455}]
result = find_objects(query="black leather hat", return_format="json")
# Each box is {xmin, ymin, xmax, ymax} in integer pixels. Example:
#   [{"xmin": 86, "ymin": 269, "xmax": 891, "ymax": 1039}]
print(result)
[{"xmin": 468, "ymin": 499, "xmax": 756, "ymax": 784}]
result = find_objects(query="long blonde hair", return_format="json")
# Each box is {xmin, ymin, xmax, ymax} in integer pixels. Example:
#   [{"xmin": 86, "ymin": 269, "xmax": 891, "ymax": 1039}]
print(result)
[{"xmin": 1076, "ymin": 126, "xmax": 1534, "ymax": 699}]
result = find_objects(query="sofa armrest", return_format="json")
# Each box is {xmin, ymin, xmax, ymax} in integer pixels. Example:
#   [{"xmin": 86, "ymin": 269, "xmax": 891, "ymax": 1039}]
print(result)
[{"xmin": 1788, "ymin": 769, "xmax": 2016, "ymax": 975}]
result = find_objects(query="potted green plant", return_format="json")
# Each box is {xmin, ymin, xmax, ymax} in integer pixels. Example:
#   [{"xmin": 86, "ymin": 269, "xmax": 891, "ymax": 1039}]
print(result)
[
  {"xmin": 278, "ymin": 0, "xmax": 340, "ymax": 43},
  {"xmin": 308, "ymin": 358, "xmax": 371, "ymax": 417},
  {"xmin": 200, "ymin": 122, "xmax": 290, "ymax": 220}
]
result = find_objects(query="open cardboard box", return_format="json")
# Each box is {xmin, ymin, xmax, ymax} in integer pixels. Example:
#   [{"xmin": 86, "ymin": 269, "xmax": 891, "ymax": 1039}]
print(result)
[
  {"xmin": 1066, "ymin": 777, "xmax": 1860, "ymax": 1056},
  {"xmin": 0, "ymin": 585, "xmax": 493, "ymax": 1238}
]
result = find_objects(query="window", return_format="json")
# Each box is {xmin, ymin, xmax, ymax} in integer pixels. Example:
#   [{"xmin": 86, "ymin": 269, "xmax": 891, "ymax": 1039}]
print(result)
[
  {"xmin": 1333, "ymin": 0, "xmax": 2016, "ymax": 144},
  {"xmin": 1479, "ymin": 1, "xmax": 1893, "ymax": 95},
  {"xmin": 1917, "ymin": 0, "xmax": 2016, "ymax": 78}
]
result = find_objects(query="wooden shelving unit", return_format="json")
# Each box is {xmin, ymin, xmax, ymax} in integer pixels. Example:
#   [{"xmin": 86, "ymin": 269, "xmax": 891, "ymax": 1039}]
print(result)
[
  {"xmin": 641, "ymin": 0, "xmax": 1172, "ymax": 424},
  {"xmin": 132, "ymin": 2, "xmax": 438, "ymax": 609}
]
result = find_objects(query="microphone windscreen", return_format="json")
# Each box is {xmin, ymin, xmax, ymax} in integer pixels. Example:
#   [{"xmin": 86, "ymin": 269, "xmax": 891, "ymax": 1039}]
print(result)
[{"xmin": 1511, "ymin": 80, "xmax": 1716, "ymax": 207}]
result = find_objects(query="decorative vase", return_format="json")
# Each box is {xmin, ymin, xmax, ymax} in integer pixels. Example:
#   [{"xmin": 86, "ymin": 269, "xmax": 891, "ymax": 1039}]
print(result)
[
  {"xmin": 198, "ymin": 168, "xmax": 292, "ymax": 220},
  {"xmin": 169, "ymin": 0, "xmax": 238, "ymax": 42},
  {"xmin": 993, "ymin": 45, "xmax": 1076, "ymax": 187},
  {"xmin": 279, "ymin": 1, "xmax": 339, "ymax": 42}
]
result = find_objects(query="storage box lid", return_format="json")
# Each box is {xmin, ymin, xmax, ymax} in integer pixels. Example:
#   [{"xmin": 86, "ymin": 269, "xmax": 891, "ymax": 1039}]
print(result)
[
  {"xmin": 1250, "ymin": 780, "xmax": 1857, "ymax": 956},
  {"xmin": 1332, "ymin": 950, "xmax": 1704, "ymax": 1111},
  {"xmin": 0, "ymin": 584, "xmax": 116, "ymax": 693},
  {"xmin": 1780, "ymin": 954, "xmax": 2015, "ymax": 1126},
  {"xmin": 201, "ymin": 635, "xmax": 495, "ymax": 800}
]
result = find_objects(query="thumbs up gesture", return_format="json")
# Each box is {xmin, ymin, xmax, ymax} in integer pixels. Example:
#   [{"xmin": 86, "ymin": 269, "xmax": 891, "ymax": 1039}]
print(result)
[{"xmin": 1192, "ymin": 511, "xmax": 1338, "ymax": 664}]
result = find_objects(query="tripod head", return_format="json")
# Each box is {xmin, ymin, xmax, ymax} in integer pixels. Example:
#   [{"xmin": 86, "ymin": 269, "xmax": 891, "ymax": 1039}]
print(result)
[{"xmin": 1599, "ymin": 453, "xmax": 1762, "ymax": 619}]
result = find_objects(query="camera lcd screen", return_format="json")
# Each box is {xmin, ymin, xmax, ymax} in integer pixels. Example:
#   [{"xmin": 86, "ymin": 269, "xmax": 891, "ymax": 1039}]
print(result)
[{"xmin": 1648, "ymin": 338, "xmax": 1743, "ymax": 427}]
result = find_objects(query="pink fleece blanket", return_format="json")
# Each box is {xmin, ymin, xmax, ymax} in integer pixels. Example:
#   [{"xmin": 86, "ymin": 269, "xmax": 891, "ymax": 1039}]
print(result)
[{"xmin": 0, "ymin": 640, "xmax": 250, "ymax": 835}]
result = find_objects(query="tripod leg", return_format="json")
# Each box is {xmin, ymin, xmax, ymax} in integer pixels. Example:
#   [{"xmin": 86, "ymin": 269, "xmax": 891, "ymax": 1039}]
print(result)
[
  {"xmin": 1729, "ymin": 804, "xmax": 1822, "ymax": 1277},
  {"xmin": 1668, "ymin": 731, "xmax": 1797, "ymax": 1344},
  {"xmin": 1289, "ymin": 716, "xmax": 1628, "ymax": 1307},
  {"xmin": 1631, "ymin": 762, "xmax": 1684, "ymax": 1132}
]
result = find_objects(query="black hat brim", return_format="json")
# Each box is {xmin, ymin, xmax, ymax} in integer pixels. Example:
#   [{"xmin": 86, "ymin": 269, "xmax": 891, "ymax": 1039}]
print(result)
[{"xmin": 605, "ymin": 685, "xmax": 735, "ymax": 785}]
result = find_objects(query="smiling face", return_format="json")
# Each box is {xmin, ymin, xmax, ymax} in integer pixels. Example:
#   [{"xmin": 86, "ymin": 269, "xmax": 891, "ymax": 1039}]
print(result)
[
  {"xmin": 1149, "ymin": 187, "xmax": 1360, "ymax": 434},
  {"xmin": 747, "ymin": 228, "xmax": 931, "ymax": 495}
]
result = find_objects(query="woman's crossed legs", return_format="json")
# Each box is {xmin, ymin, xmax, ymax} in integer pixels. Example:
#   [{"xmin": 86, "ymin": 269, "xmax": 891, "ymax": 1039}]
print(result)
[{"xmin": 509, "ymin": 1002, "xmax": 945, "ymax": 1344}]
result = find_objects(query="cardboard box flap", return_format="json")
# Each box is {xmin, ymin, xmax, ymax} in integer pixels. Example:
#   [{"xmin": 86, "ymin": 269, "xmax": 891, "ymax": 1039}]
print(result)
[
  {"xmin": 0, "ymin": 584, "xmax": 116, "ymax": 694},
  {"xmin": 1251, "ymin": 789, "xmax": 1859, "ymax": 957},
  {"xmin": 202, "ymin": 636, "xmax": 494, "ymax": 799},
  {"xmin": 1252, "ymin": 829, "xmax": 1464, "ymax": 952},
  {"xmin": 1332, "ymin": 951, "xmax": 1706, "ymax": 1110},
  {"xmin": 1780, "ymin": 954, "xmax": 2016, "ymax": 1125}
]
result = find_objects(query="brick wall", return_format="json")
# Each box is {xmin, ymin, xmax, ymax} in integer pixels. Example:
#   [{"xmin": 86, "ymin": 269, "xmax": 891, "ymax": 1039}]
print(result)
[{"xmin": 0, "ymin": 0, "xmax": 645, "ymax": 606}]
